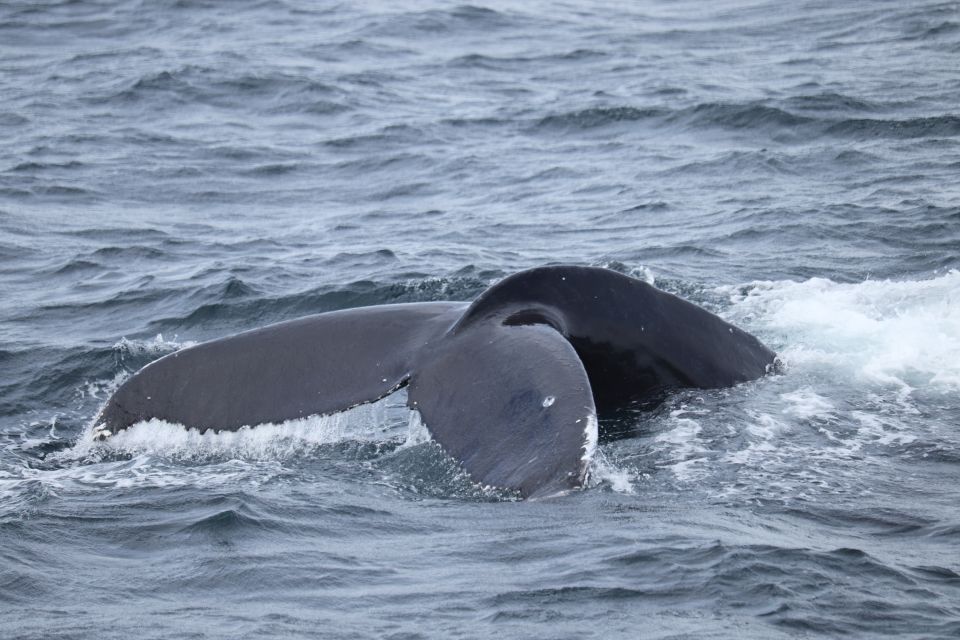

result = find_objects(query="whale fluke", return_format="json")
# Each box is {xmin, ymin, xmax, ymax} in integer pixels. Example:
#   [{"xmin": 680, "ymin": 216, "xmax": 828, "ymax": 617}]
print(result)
[
  {"xmin": 409, "ymin": 321, "xmax": 595, "ymax": 498},
  {"xmin": 97, "ymin": 302, "xmax": 465, "ymax": 432},
  {"xmin": 95, "ymin": 266, "xmax": 776, "ymax": 498}
]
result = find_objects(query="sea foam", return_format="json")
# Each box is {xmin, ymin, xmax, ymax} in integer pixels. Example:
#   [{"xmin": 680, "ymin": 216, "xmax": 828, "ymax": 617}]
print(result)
[{"xmin": 721, "ymin": 269, "xmax": 960, "ymax": 395}]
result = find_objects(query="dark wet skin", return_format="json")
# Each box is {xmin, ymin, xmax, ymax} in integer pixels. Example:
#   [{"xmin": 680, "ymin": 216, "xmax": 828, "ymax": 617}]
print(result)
[{"xmin": 98, "ymin": 266, "xmax": 776, "ymax": 497}]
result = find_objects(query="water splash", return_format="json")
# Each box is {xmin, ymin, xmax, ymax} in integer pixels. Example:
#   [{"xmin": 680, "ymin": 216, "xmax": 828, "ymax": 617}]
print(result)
[{"xmin": 721, "ymin": 270, "xmax": 960, "ymax": 395}]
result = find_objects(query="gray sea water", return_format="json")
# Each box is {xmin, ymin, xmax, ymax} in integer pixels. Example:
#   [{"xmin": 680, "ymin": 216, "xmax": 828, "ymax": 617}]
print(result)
[{"xmin": 2, "ymin": 1, "xmax": 960, "ymax": 637}]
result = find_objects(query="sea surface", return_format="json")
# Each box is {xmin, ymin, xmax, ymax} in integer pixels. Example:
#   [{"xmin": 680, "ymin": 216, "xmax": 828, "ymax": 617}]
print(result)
[{"xmin": 2, "ymin": 0, "xmax": 960, "ymax": 637}]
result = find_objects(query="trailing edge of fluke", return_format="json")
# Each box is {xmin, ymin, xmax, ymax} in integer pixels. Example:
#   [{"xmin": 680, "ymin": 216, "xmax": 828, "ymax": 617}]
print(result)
[{"xmin": 95, "ymin": 266, "xmax": 776, "ymax": 498}]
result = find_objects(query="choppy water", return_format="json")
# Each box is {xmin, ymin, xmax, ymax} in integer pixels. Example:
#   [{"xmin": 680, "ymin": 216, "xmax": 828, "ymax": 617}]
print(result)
[{"xmin": 2, "ymin": 0, "xmax": 960, "ymax": 637}]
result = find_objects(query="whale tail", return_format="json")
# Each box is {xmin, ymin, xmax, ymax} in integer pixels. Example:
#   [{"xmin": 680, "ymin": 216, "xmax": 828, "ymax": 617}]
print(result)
[{"xmin": 96, "ymin": 266, "xmax": 775, "ymax": 498}]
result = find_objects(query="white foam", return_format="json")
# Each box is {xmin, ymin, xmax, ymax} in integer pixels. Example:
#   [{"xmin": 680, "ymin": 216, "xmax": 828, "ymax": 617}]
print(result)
[
  {"xmin": 654, "ymin": 409, "xmax": 709, "ymax": 481},
  {"xmin": 0, "ymin": 399, "xmax": 411, "ymax": 509},
  {"xmin": 587, "ymin": 448, "xmax": 635, "ymax": 494},
  {"xmin": 0, "ymin": 454, "xmax": 290, "ymax": 511},
  {"xmin": 73, "ymin": 396, "xmax": 407, "ymax": 462},
  {"xmin": 721, "ymin": 270, "xmax": 960, "ymax": 395},
  {"xmin": 850, "ymin": 410, "xmax": 917, "ymax": 446},
  {"xmin": 707, "ymin": 271, "xmax": 960, "ymax": 502},
  {"xmin": 74, "ymin": 334, "xmax": 193, "ymax": 403},
  {"xmin": 114, "ymin": 333, "xmax": 195, "ymax": 358},
  {"xmin": 77, "ymin": 370, "xmax": 129, "ymax": 402},
  {"xmin": 724, "ymin": 413, "xmax": 786, "ymax": 467},
  {"xmin": 599, "ymin": 262, "xmax": 656, "ymax": 285},
  {"xmin": 780, "ymin": 388, "xmax": 836, "ymax": 421},
  {"xmin": 634, "ymin": 265, "xmax": 656, "ymax": 285}
]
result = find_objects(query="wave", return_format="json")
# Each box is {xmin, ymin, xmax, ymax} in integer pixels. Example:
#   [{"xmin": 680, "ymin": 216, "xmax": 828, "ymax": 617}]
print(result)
[
  {"xmin": 535, "ymin": 106, "xmax": 670, "ymax": 130},
  {"xmin": 781, "ymin": 92, "xmax": 880, "ymax": 113},
  {"xmin": 0, "ymin": 112, "xmax": 30, "ymax": 127},
  {"xmin": 85, "ymin": 64, "xmax": 348, "ymax": 113},
  {"xmin": 489, "ymin": 541, "xmax": 960, "ymax": 636},
  {"xmin": 7, "ymin": 160, "xmax": 84, "ymax": 173},
  {"xmin": 682, "ymin": 103, "xmax": 812, "ymax": 130},
  {"xmin": 826, "ymin": 115, "xmax": 960, "ymax": 139},
  {"xmin": 139, "ymin": 271, "xmax": 491, "ymax": 333},
  {"xmin": 447, "ymin": 48, "xmax": 606, "ymax": 70},
  {"xmin": 532, "ymin": 100, "xmax": 960, "ymax": 141},
  {"xmin": 358, "ymin": 5, "xmax": 516, "ymax": 39}
]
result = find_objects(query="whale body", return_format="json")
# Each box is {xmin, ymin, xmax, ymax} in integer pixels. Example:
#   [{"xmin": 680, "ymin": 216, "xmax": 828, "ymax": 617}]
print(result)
[{"xmin": 95, "ymin": 266, "xmax": 776, "ymax": 498}]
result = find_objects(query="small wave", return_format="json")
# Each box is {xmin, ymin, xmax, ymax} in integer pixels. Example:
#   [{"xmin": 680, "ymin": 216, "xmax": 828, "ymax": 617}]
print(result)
[
  {"xmin": 0, "ymin": 112, "xmax": 29, "ymax": 127},
  {"xmin": 447, "ymin": 53, "xmax": 524, "ymax": 70},
  {"xmin": 531, "ymin": 99, "xmax": 960, "ymax": 143},
  {"xmin": 533, "ymin": 101, "xmax": 818, "ymax": 137},
  {"xmin": 178, "ymin": 505, "xmax": 269, "ymax": 537},
  {"xmin": 536, "ymin": 106, "xmax": 669, "ymax": 130},
  {"xmin": 663, "ymin": 149, "xmax": 799, "ymax": 177},
  {"xmin": 146, "ymin": 272, "xmax": 489, "ymax": 333},
  {"xmin": 827, "ymin": 115, "xmax": 960, "ymax": 139},
  {"xmin": 89, "ymin": 245, "xmax": 167, "ymax": 260},
  {"xmin": 618, "ymin": 201, "xmax": 671, "ymax": 214},
  {"xmin": 447, "ymin": 48, "xmax": 604, "ymax": 71},
  {"xmin": 680, "ymin": 102, "xmax": 812, "ymax": 131},
  {"xmin": 88, "ymin": 65, "xmax": 344, "ymax": 113},
  {"xmin": 62, "ymin": 226, "xmax": 171, "ymax": 240},
  {"xmin": 180, "ymin": 276, "xmax": 258, "ymax": 305},
  {"xmin": 440, "ymin": 116, "xmax": 508, "ymax": 128},
  {"xmin": 102, "ymin": 67, "xmax": 201, "ymax": 104},
  {"xmin": 66, "ymin": 46, "xmax": 164, "ymax": 65},
  {"xmin": 30, "ymin": 185, "xmax": 95, "ymax": 198},
  {"xmin": 0, "ymin": 187, "xmax": 32, "ymax": 199},
  {"xmin": 782, "ymin": 92, "xmax": 879, "ymax": 113},
  {"xmin": 51, "ymin": 259, "xmax": 101, "ymax": 275},
  {"xmin": 361, "ymin": 5, "xmax": 513, "ymax": 39},
  {"xmin": 323, "ymin": 124, "xmax": 434, "ymax": 150},
  {"xmin": 267, "ymin": 100, "xmax": 350, "ymax": 117},
  {"xmin": 902, "ymin": 20, "xmax": 960, "ymax": 41},
  {"xmin": 8, "ymin": 160, "xmax": 84, "ymax": 173}
]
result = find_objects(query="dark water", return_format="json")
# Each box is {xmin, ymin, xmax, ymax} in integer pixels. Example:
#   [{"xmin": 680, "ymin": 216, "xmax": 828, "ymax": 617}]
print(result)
[{"xmin": 2, "ymin": 0, "xmax": 960, "ymax": 637}]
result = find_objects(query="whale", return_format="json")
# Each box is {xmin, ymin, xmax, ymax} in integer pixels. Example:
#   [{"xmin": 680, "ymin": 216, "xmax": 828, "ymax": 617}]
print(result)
[{"xmin": 94, "ymin": 265, "xmax": 776, "ymax": 498}]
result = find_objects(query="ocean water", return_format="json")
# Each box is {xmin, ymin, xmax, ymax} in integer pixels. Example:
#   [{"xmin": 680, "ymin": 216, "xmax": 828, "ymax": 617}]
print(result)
[{"xmin": 2, "ymin": 0, "xmax": 960, "ymax": 637}]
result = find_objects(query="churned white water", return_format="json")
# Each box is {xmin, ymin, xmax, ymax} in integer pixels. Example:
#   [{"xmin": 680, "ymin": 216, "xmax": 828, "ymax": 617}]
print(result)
[{"xmin": 724, "ymin": 270, "xmax": 960, "ymax": 394}]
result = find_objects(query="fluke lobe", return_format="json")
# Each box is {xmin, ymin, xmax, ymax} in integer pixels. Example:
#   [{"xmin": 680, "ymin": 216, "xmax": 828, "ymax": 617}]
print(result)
[{"xmin": 95, "ymin": 266, "xmax": 776, "ymax": 498}]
